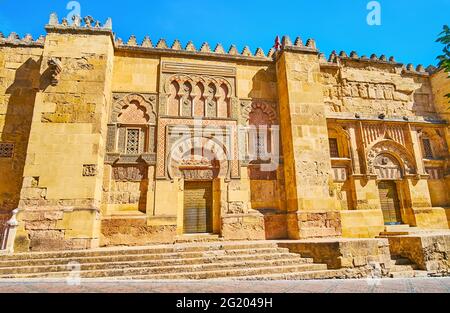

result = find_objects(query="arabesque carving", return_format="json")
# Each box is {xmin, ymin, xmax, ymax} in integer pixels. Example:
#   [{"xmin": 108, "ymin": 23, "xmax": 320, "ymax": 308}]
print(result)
[{"xmin": 111, "ymin": 93, "xmax": 157, "ymax": 124}]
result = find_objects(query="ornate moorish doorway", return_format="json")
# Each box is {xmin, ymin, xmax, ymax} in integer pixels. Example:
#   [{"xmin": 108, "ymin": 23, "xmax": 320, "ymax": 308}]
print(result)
[
  {"xmin": 183, "ymin": 181, "xmax": 213, "ymax": 234},
  {"xmin": 378, "ymin": 181, "xmax": 402, "ymax": 225}
]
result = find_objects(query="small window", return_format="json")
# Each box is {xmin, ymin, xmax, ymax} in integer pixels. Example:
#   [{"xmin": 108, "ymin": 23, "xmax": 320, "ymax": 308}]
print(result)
[
  {"xmin": 422, "ymin": 138, "xmax": 433, "ymax": 159},
  {"xmin": 256, "ymin": 132, "xmax": 266, "ymax": 159},
  {"xmin": 329, "ymin": 138, "xmax": 339, "ymax": 158},
  {"xmin": 0, "ymin": 143, "xmax": 14, "ymax": 158},
  {"xmin": 126, "ymin": 129, "xmax": 140, "ymax": 155}
]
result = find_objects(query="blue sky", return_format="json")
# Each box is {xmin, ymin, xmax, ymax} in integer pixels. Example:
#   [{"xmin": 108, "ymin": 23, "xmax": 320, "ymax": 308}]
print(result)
[{"xmin": 0, "ymin": 0, "xmax": 448, "ymax": 66}]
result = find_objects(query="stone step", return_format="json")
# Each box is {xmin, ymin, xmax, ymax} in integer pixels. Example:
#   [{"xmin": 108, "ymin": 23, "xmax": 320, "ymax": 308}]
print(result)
[
  {"xmin": 378, "ymin": 232, "xmax": 410, "ymax": 237},
  {"xmin": 389, "ymin": 264, "xmax": 418, "ymax": 272},
  {"xmin": 414, "ymin": 271, "xmax": 429, "ymax": 278},
  {"xmin": 113, "ymin": 264, "xmax": 330, "ymax": 280},
  {"xmin": 0, "ymin": 253, "xmax": 313, "ymax": 275},
  {"xmin": 175, "ymin": 234, "xmax": 223, "ymax": 243},
  {"xmin": 230, "ymin": 269, "xmax": 354, "ymax": 281},
  {"xmin": 0, "ymin": 242, "xmax": 279, "ymax": 261},
  {"xmin": 0, "ymin": 259, "xmax": 327, "ymax": 279},
  {"xmin": 384, "ymin": 225, "xmax": 413, "ymax": 232},
  {"xmin": 389, "ymin": 270, "xmax": 416, "ymax": 278},
  {"xmin": 0, "ymin": 247, "xmax": 292, "ymax": 268}
]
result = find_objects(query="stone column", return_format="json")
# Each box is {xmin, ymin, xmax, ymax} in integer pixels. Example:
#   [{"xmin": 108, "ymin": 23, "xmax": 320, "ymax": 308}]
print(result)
[
  {"xmin": 275, "ymin": 40, "xmax": 341, "ymax": 239},
  {"xmin": 347, "ymin": 125, "xmax": 362, "ymax": 175},
  {"xmin": 408, "ymin": 125, "xmax": 426, "ymax": 175}
]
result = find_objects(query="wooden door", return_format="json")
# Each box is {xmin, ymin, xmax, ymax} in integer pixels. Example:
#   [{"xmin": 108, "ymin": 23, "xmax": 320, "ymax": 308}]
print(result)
[
  {"xmin": 378, "ymin": 181, "xmax": 402, "ymax": 225},
  {"xmin": 183, "ymin": 181, "xmax": 213, "ymax": 234}
]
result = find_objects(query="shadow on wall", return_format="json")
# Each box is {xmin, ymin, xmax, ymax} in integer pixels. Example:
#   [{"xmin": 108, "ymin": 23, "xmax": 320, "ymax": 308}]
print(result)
[
  {"xmin": 248, "ymin": 66, "xmax": 289, "ymax": 240},
  {"xmin": 249, "ymin": 67, "xmax": 276, "ymax": 99},
  {"xmin": 1, "ymin": 57, "xmax": 42, "ymax": 211}
]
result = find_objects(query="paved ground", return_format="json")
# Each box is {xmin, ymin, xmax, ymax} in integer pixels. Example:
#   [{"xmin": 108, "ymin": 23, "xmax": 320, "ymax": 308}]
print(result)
[{"xmin": 0, "ymin": 277, "xmax": 449, "ymax": 293}]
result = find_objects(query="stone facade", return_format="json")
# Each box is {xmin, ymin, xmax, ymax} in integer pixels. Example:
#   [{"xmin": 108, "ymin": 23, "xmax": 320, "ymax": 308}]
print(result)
[{"xmin": 0, "ymin": 14, "xmax": 449, "ymax": 252}]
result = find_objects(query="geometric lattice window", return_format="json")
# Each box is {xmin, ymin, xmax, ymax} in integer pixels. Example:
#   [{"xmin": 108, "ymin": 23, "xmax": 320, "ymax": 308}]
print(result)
[
  {"xmin": 422, "ymin": 138, "xmax": 434, "ymax": 159},
  {"xmin": 256, "ymin": 132, "xmax": 267, "ymax": 160},
  {"xmin": 329, "ymin": 138, "xmax": 339, "ymax": 158},
  {"xmin": 126, "ymin": 129, "xmax": 140, "ymax": 155},
  {"xmin": 0, "ymin": 143, "xmax": 14, "ymax": 158}
]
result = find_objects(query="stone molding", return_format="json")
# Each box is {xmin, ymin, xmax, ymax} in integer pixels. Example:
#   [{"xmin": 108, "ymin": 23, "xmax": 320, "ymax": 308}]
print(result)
[{"xmin": 161, "ymin": 62, "xmax": 236, "ymax": 77}]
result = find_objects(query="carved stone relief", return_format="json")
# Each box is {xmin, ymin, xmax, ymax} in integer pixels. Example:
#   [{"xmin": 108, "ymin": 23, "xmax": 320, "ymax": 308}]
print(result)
[
  {"xmin": 367, "ymin": 140, "xmax": 416, "ymax": 176},
  {"xmin": 112, "ymin": 165, "xmax": 148, "ymax": 181},
  {"xmin": 362, "ymin": 124, "xmax": 406, "ymax": 148},
  {"xmin": 162, "ymin": 74, "xmax": 234, "ymax": 119},
  {"xmin": 82, "ymin": 164, "xmax": 97, "ymax": 177},
  {"xmin": 373, "ymin": 154, "xmax": 402, "ymax": 180}
]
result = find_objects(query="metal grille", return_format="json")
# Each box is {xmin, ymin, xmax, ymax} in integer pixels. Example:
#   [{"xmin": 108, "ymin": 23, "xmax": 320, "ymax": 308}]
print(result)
[
  {"xmin": 0, "ymin": 143, "xmax": 14, "ymax": 158},
  {"xmin": 422, "ymin": 139, "xmax": 433, "ymax": 159},
  {"xmin": 378, "ymin": 181, "xmax": 402, "ymax": 225},
  {"xmin": 126, "ymin": 129, "xmax": 140, "ymax": 155},
  {"xmin": 183, "ymin": 181, "xmax": 213, "ymax": 234},
  {"xmin": 256, "ymin": 133, "xmax": 266, "ymax": 159},
  {"xmin": 329, "ymin": 138, "xmax": 339, "ymax": 158}
]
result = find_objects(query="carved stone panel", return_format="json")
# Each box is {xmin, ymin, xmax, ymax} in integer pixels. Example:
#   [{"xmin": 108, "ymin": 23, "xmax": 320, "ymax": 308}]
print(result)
[
  {"xmin": 373, "ymin": 154, "xmax": 402, "ymax": 180},
  {"xmin": 367, "ymin": 140, "xmax": 416, "ymax": 176},
  {"xmin": 83, "ymin": 165, "xmax": 97, "ymax": 177},
  {"xmin": 112, "ymin": 165, "xmax": 148, "ymax": 182},
  {"xmin": 161, "ymin": 74, "xmax": 234, "ymax": 118},
  {"xmin": 111, "ymin": 93, "xmax": 157, "ymax": 124}
]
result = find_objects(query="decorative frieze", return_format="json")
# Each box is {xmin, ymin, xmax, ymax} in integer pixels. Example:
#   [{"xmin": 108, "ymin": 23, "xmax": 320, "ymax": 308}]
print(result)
[
  {"xmin": 362, "ymin": 124, "xmax": 406, "ymax": 148},
  {"xmin": 112, "ymin": 166, "xmax": 148, "ymax": 181},
  {"xmin": 162, "ymin": 73, "xmax": 234, "ymax": 119}
]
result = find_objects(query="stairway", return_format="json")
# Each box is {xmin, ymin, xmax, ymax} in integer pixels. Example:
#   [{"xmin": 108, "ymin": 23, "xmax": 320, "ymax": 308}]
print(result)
[
  {"xmin": 0, "ymin": 241, "xmax": 344, "ymax": 280},
  {"xmin": 379, "ymin": 225, "xmax": 450, "ymax": 237},
  {"xmin": 387, "ymin": 255, "xmax": 428, "ymax": 278}
]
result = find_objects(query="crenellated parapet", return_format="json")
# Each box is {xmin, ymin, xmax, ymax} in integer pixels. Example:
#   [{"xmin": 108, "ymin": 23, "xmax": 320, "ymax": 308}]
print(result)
[
  {"xmin": 320, "ymin": 50, "xmax": 435, "ymax": 77},
  {"xmin": 277, "ymin": 35, "xmax": 318, "ymax": 54},
  {"xmin": 115, "ymin": 35, "xmax": 274, "ymax": 60},
  {"xmin": 47, "ymin": 12, "xmax": 112, "ymax": 30},
  {"xmin": 0, "ymin": 32, "xmax": 45, "ymax": 47}
]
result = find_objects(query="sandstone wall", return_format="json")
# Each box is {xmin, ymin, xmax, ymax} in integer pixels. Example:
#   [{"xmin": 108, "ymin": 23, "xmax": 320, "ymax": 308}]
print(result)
[
  {"xmin": 321, "ymin": 58, "xmax": 436, "ymax": 119},
  {"xmin": 14, "ymin": 26, "xmax": 115, "ymax": 251},
  {"xmin": 0, "ymin": 44, "xmax": 43, "ymax": 213}
]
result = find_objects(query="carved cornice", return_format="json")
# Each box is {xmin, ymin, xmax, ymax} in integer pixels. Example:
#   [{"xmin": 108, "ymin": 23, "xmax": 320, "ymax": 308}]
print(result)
[{"xmin": 162, "ymin": 62, "xmax": 236, "ymax": 77}]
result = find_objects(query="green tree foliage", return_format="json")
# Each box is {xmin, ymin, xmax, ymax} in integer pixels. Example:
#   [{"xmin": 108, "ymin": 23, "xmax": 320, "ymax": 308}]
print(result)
[{"xmin": 436, "ymin": 25, "xmax": 450, "ymax": 101}]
